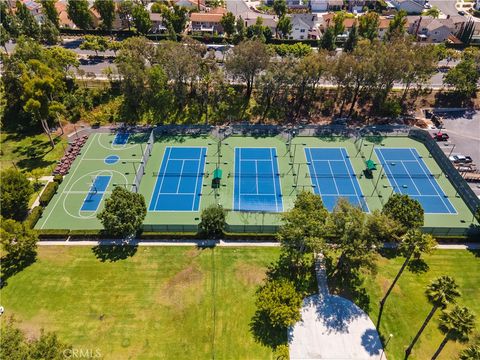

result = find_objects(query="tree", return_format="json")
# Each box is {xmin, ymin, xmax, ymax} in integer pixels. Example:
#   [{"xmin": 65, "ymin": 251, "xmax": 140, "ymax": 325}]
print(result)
[
  {"xmin": 132, "ymin": 4, "xmax": 152, "ymax": 35},
  {"xmin": 42, "ymin": 0, "xmax": 60, "ymax": 28},
  {"xmin": 199, "ymin": 204, "xmax": 226, "ymax": 238},
  {"xmin": 319, "ymin": 27, "xmax": 336, "ymax": 51},
  {"xmin": 161, "ymin": 5, "xmax": 188, "ymax": 35},
  {"xmin": 225, "ymin": 39, "xmax": 269, "ymax": 103},
  {"xmin": 40, "ymin": 19, "xmax": 60, "ymax": 45},
  {"xmin": 0, "ymin": 219, "xmax": 38, "ymax": 261},
  {"xmin": 0, "ymin": 24, "xmax": 11, "ymax": 54},
  {"xmin": 97, "ymin": 186, "xmax": 147, "ymax": 238},
  {"xmin": 67, "ymin": 0, "xmax": 93, "ymax": 30},
  {"xmin": 255, "ymin": 279, "xmax": 303, "ymax": 328},
  {"xmin": 382, "ymin": 193, "xmax": 424, "ymax": 231},
  {"xmin": 423, "ymin": 6, "xmax": 440, "ymax": 19},
  {"xmin": 118, "ymin": 0, "xmax": 134, "ymax": 30},
  {"xmin": 405, "ymin": 276, "xmax": 461, "ymax": 358},
  {"xmin": 220, "ymin": 12, "xmax": 236, "ymax": 38},
  {"xmin": 234, "ymin": 16, "xmax": 246, "ymax": 43},
  {"xmin": 247, "ymin": 17, "xmax": 272, "ymax": 42},
  {"xmin": 273, "ymin": 0, "xmax": 287, "ymax": 17},
  {"xmin": 15, "ymin": 0, "xmax": 40, "ymax": 40},
  {"xmin": 460, "ymin": 344, "xmax": 480, "ymax": 360},
  {"xmin": 29, "ymin": 329, "xmax": 72, "ymax": 359},
  {"xmin": 343, "ymin": 22, "xmax": 358, "ymax": 52},
  {"xmin": 80, "ymin": 35, "xmax": 109, "ymax": 56},
  {"xmin": 444, "ymin": 59, "xmax": 479, "ymax": 98},
  {"xmin": 358, "ymin": 12, "xmax": 379, "ymax": 41},
  {"xmin": 276, "ymin": 15, "xmax": 292, "ymax": 39},
  {"xmin": 432, "ymin": 306, "xmax": 476, "ymax": 360},
  {"xmin": 332, "ymin": 11, "xmax": 346, "ymax": 36},
  {"xmin": 0, "ymin": 168, "xmax": 33, "ymax": 220},
  {"xmin": 385, "ymin": 10, "xmax": 407, "ymax": 40},
  {"xmin": 456, "ymin": 19, "xmax": 475, "ymax": 45},
  {"xmin": 377, "ymin": 229, "xmax": 436, "ymax": 328},
  {"xmin": 94, "ymin": 0, "xmax": 115, "ymax": 31}
]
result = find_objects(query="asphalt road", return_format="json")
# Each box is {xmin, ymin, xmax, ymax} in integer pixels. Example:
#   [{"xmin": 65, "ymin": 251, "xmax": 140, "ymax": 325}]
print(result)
[{"xmin": 429, "ymin": 0, "xmax": 459, "ymax": 17}]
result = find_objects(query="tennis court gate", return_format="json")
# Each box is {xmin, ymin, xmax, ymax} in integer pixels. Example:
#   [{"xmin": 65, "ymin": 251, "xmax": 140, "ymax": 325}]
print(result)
[{"xmin": 132, "ymin": 130, "xmax": 154, "ymax": 193}]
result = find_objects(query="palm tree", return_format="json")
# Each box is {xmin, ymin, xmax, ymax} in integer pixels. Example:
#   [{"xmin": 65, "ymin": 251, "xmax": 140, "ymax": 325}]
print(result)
[
  {"xmin": 423, "ymin": 7, "xmax": 440, "ymax": 19},
  {"xmin": 404, "ymin": 276, "xmax": 461, "ymax": 358},
  {"xmin": 459, "ymin": 344, "xmax": 480, "ymax": 360},
  {"xmin": 432, "ymin": 306, "xmax": 476, "ymax": 360},
  {"xmin": 377, "ymin": 230, "xmax": 436, "ymax": 329}
]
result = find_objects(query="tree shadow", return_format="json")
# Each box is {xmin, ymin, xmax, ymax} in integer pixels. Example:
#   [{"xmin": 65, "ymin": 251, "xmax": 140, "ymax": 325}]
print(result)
[
  {"xmin": 361, "ymin": 328, "xmax": 383, "ymax": 356},
  {"xmin": 91, "ymin": 243, "xmax": 138, "ymax": 262},
  {"xmin": 467, "ymin": 249, "xmax": 479, "ymax": 258},
  {"xmin": 407, "ymin": 258, "xmax": 429, "ymax": 274},
  {"xmin": 378, "ymin": 247, "xmax": 398, "ymax": 260},
  {"xmin": 0, "ymin": 252, "xmax": 37, "ymax": 289},
  {"xmin": 250, "ymin": 310, "xmax": 288, "ymax": 349}
]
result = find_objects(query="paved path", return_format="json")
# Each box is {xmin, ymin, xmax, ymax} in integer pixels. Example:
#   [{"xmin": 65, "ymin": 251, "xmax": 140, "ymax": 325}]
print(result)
[{"xmin": 289, "ymin": 254, "xmax": 385, "ymax": 360}]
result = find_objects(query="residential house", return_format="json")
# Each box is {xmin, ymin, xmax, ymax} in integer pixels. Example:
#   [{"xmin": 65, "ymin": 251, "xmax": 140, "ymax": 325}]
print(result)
[
  {"xmin": 89, "ymin": 4, "xmax": 123, "ymax": 29},
  {"xmin": 321, "ymin": 13, "xmax": 392, "ymax": 39},
  {"xmin": 189, "ymin": 7, "xmax": 226, "ymax": 34},
  {"xmin": 289, "ymin": 13, "xmax": 321, "ymax": 39},
  {"xmin": 327, "ymin": 0, "xmax": 343, "ymax": 11},
  {"xmin": 310, "ymin": 0, "xmax": 328, "ymax": 12},
  {"xmin": 245, "ymin": 16, "xmax": 278, "ymax": 34},
  {"xmin": 21, "ymin": 0, "xmax": 44, "ymax": 23},
  {"xmin": 344, "ymin": 0, "xmax": 377, "ymax": 12},
  {"xmin": 265, "ymin": 0, "xmax": 306, "ymax": 7},
  {"xmin": 406, "ymin": 16, "xmax": 464, "ymax": 42},
  {"xmin": 390, "ymin": 0, "xmax": 425, "ymax": 14},
  {"xmin": 150, "ymin": 13, "xmax": 167, "ymax": 33},
  {"xmin": 55, "ymin": 1, "xmax": 75, "ymax": 28}
]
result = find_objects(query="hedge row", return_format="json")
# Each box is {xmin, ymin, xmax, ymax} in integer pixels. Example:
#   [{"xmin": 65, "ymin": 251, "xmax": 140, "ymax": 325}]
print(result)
[
  {"xmin": 26, "ymin": 206, "xmax": 43, "ymax": 229},
  {"xmin": 39, "ymin": 181, "xmax": 59, "ymax": 207}
]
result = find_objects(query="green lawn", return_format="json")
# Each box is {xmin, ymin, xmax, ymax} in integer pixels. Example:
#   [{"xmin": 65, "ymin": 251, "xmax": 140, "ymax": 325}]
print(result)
[
  {"xmin": 363, "ymin": 250, "xmax": 480, "ymax": 360},
  {"xmin": 0, "ymin": 246, "xmax": 280, "ymax": 359},
  {"xmin": 0, "ymin": 132, "xmax": 67, "ymax": 176}
]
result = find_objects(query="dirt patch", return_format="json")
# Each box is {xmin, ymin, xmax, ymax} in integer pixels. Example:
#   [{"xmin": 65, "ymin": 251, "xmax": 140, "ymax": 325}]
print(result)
[
  {"xmin": 156, "ymin": 264, "xmax": 204, "ymax": 309},
  {"xmin": 378, "ymin": 275, "xmax": 401, "ymax": 296},
  {"xmin": 235, "ymin": 262, "xmax": 267, "ymax": 287},
  {"xmin": 11, "ymin": 310, "xmax": 51, "ymax": 341},
  {"xmin": 38, "ymin": 247, "xmax": 76, "ymax": 265}
]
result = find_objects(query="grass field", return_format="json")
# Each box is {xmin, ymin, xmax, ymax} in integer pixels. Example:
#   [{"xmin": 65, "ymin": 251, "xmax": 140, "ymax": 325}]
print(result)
[
  {"xmin": 0, "ymin": 246, "xmax": 280, "ymax": 359},
  {"xmin": 363, "ymin": 249, "xmax": 480, "ymax": 360},
  {"xmin": 0, "ymin": 132, "xmax": 67, "ymax": 175}
]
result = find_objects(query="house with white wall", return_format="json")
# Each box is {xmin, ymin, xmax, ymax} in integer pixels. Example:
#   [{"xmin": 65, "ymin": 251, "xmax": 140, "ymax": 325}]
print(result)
[{"xmin": 390, "ymin": 0, "xmax": 425, "ymax": 14}]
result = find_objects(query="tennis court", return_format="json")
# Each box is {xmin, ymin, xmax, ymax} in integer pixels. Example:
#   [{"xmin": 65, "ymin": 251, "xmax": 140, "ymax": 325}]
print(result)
[
  {"xmin": 375, "ymin": 148, "xmax": 456, "ymax": 214},
  {"xmin": 148, "ymin": 147, "xmax": 207, "ymax": 212},
  {"xmin": 80, "ymin": 175, "xmax": 111, "ymax": 212},
  {"xmin": 304, "ymin": 147, "xmax": 368, "ymax": 212},
  {"xmin": 233, "ymin": 147, "xmax": 283, "ymax": 212}
]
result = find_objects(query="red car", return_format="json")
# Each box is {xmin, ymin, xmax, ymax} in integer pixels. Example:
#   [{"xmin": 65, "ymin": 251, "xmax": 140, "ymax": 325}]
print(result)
[{"xmin": 432, "ymin": 132, "xmax": 449, "ymax": 141}]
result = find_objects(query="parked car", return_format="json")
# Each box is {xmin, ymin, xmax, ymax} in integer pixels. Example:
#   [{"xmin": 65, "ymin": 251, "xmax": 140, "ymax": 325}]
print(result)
[
  {"xmin": 449, "ymin": 155, "xmax": 473, "ymax": 164},
  {"xmin": 458, "ymin": 10, "xmax": 466, "ymax": 16},
  {"xmin": 432, "ymin": 132, "xmax": 449, "ymax": 141}
]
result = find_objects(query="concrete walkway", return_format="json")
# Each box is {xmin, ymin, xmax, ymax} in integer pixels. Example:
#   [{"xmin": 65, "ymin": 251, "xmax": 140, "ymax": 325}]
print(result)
[
  {"xmin": 29, "ymin": 176, "xmax": 54, "ymax": 209},
  {"xmin": 289, "ymin": 254, "xmax": 385, "ymax": 360}
]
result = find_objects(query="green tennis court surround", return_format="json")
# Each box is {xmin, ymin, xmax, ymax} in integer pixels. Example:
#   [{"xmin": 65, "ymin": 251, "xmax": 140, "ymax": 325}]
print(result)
[{"xmin": 36, "ymin": 130, "xmax": 478, "ymax": 236}]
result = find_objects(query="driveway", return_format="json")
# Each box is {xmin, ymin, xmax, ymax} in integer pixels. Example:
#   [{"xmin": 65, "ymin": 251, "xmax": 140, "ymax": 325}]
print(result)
[{"xmin": 289, "ymin": 255, "xmax": 384, "ymax": 360}]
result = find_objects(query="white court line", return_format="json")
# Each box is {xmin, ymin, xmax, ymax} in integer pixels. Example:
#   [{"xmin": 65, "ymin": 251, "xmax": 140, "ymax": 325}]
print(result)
[
  {"xmin": 40, "ymin": 133, "xmax": 97, "ymax": 229},
  {"xmin": 326, "ymin": 161, "xmax": 341, "ymax": 195},
  {"xmin": 255, "ymin": 159, "xmax": 259, "ymax": 195},
  {"xmin": 376, "ymin": 149, "xmax": 403, "ymax": 196},
  {"xmin": 307, "ymin": 148, "xmax": 321, "ymax": 193},
  {"xmin": 176, "ymin": 160, "xmax": 186, "ymax": 194},
  {"xmin": 270, "ymin": 148, "xmax": 279, "ymax": 212},
  {"xmin": 191, "ymin": 148, "xmax": 204, "ymax": 211},
  {"xmin": 399, "ymin": 161, "xmax": 421, "ymax": 196},
  {"xmin": 153, "ymin": 147, "xmax": 172, "ymax": 210}
]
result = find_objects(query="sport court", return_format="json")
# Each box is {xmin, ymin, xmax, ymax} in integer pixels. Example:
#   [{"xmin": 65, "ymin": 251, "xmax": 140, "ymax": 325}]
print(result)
[
  {"xmin": 375, "ymin": 148, "xmax": 456, "ymax": 214},
  {"xmin": 305, "ymin": 147, "xmax": 368, "ymax": 212},
  {"xmin": 233, "ymin": 147, "xmax": 283, "ymax": 212},
  {"xmin": 149, "ymin": 147, "xmax": 207, "ymax": 212}
]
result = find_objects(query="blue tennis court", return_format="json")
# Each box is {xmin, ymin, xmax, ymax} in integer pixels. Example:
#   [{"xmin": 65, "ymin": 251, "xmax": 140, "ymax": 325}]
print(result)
[
  {"xmin": 113, "ymin": 132, "xmax": 130, "ymax": 145},
  {"xmin": 233, "ymin": 148, "xmax": 283, "ymax": 212},
  {"xmin": 149, "ymin": 147, "xmax": 207, "ymax": 211},
  {"xmin": 375, "ymin": 148, "xmax": 456, "ymax": 214},
  {"xmin": 80, "ymin": 175, "xmax": 111, "ymax": 212},
  {"xmin": 305, "ymin": 147, "xmax": 368, "ymax": 212}
]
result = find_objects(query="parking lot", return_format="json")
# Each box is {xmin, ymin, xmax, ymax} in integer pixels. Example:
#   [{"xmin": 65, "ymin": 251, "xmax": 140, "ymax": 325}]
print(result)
[{"xmin": 427, "ymin": 109, "xmax": 480, "ymax": 197}]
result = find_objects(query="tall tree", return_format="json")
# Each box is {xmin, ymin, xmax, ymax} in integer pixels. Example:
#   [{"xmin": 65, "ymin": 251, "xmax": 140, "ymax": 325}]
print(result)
[
  {"xmin": 405, "ymin": 276, "xmax": 461, "ymax": 358},
  {"xmin": 385, "ymin": 9, "xmax": 407, "ymax": 41},
  {"xmin": 432, "ymin": 306, "xmax": 476, "ymax": 360},
  {"xmin": 132, "ymin": 4, "xmax": 152, "ymax": 35},
  {"xmin": 199, "ymin": 204, "xmax": 226, "ymax": 238},
  {"xmin": 94, "ymin": 0, "xmax": 115, "ymax": 31},
  {"xmin": 161, "ymin": 5, "xmax": 188, "ymax": 35},
  {"xmin": 80, "ymin": 35, "xmax": 109, "ymax": 56},
  {"xmin": 225, "ymin": 39, "xmax": 269, "ymax": 104},
  {"xmin": 220, "ymin": 12, "xmax": 236, "ymax": 38},
  {"xmin": 67, "ymin": 0, "xmax": 93, "ymax": 30},
  {"xmin": 319, "ymin": 26, "xmax": 336, "ymax": 51},
  {"xmin": 276, "ymin": 15, "xmax": 292, "ymax": 39},
  {"xmin": 358, "ymin": 12, "xmax": 379, "ymax": 41},
  {"xmin": 42, "ymin": 0, "xmax": 60, "ymax": 28},
  {"xmin": 234, "ymin": 16, "xmax": 246, "ymax": 43},
  {"xmin": 273, "ymin": 0, "xmax": 287, "ymax": 17},
  {"xmin": 423, "ymin": 6, "xmax": 440, "ymax": 19},
  {"xmin": 343, "ymin": 22, "xmax": 358, "ymax": 52},
  {"xmin": 15, "ymin": 0, "xmax": 40, "ymax": 40},
  {"xmin": 377, "ymin": 229, "xmax": 436, "ymax": 328},
  {"xmin": 332, "ymin": 11, "xmax": 346, "ymax": 36},
  {"xmin": 118, "ymin": 0, "xmax": 134, "ymax": 30},
  {"xmin": 0, "ymin": 219, "xmax": 38, "ymax": 261},
  {"xmin": 97, "ymin": 187, "xmax": 147, "ymax": 238},
  {"xmin": 459, "ymin": 344, "xmax": 480, "ymax": 360},
  {"xmin": 444, "ymin": 59, "xmax": 479, "ymax": 98},
  {"xmin": 382, "ymin": 193, "xmax": 424, "ymax": 231},
  {"xmin": 0, "ymin": 169, "xmax": 33, "ymax": 220},
  {"xmin": 0, "ymin": 24, "xmax": 11, "ymax": 54},
  {"xmin": 40, "ymin": 19, "xmax": 60, "ymax": 45}
]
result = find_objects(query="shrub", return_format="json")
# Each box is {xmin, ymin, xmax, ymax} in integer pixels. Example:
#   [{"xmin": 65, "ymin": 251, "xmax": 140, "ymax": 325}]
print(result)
[
  {"xmin": 53, "ymin": 174, "xmax": 63, "ymax": 184},
  {"xmin": 39, "ymin": 181, "xmax": 59, "ymax": 207},
  {"xmin": 25, "ymin": 206, "xmax": 43, "ymax": 229}
]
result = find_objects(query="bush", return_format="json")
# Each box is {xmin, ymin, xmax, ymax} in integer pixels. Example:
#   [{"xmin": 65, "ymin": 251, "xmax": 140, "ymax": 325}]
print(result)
[
  {"xmin": 199, "ymin": 204, "xmax": 227, "ymax": 239},
  {"xmin": 53, "ymin": 174, "xmax": 63, "ymax": 184},
  {"xmin": 39, "ymin": 181, "xmax": 59, "ymax": 207},
  {"xmin": 25, "ymin": 206, "xmax": 43, "ymax": 229}
]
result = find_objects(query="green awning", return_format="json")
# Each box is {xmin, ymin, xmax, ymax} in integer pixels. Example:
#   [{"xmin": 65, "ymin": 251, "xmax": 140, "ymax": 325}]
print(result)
[
  {"xmin": 366, "ymin": 160, "xmax": 376, "ymax": 171},
  {"xmin": 213, "ymin": 168, "xmax": 223, "ymax": 180}
]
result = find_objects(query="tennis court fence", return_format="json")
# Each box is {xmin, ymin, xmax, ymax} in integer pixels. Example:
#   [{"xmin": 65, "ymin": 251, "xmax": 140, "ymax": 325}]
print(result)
[
  {"xmin": 132, "ymin": 130, "xmax": 154, "ymax": 193},
  {"xmin": 408, "ymin": 129, "xmax": 480, "ymax": 216}
]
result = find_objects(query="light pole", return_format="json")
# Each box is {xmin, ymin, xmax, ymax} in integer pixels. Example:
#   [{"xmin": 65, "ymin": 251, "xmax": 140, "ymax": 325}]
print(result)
[{"xmin": 380, "ymin": 333, "xmax": 393, "ymax": 360}]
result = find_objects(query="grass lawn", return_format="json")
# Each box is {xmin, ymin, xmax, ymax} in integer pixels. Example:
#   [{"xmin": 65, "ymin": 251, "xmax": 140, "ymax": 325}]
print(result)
[
  {"xmin": 0, "ymin": 246, "xmax": 280, "ymax": 359},
  {"xmin": 0, "ymin": 132, "xmax": 67, "ymax": 176},
  {"xmin": 363, "ymin": 250, "xmax": 480, "ymax": 360}
]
